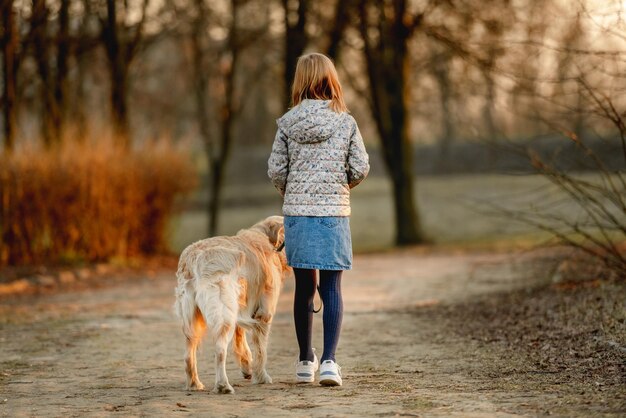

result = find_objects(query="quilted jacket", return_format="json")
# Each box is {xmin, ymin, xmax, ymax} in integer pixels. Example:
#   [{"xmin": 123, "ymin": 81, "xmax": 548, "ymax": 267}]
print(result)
[{"xmin": 267, "ymin": 99, "xmax": 370, "ymax": 217}]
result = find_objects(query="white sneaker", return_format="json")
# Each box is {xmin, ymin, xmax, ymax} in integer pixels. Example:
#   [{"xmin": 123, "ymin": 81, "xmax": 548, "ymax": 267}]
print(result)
[
  {"xmin": 319, "ymin": 360, "xmax": 342, "ymax": 386},
  {"xmin": 295, "ymin": 350, "xmax": 319, "ymax": 383}
]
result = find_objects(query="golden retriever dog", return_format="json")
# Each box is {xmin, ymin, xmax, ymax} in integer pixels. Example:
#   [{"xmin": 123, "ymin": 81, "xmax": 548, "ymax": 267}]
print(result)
[{"xmin": 173, "ymin": 216, "xmax": 291, "ymax": 394}]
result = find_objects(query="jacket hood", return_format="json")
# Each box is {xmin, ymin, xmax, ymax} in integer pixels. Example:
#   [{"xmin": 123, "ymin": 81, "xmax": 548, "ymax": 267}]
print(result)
[{"xmin": 276, "ymin": 99, "xmax": 346, "ymax": 144}]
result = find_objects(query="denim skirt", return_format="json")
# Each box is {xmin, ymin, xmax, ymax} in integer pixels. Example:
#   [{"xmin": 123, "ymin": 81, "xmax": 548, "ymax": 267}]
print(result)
[{"xmin": 284, "ymin": 216, "xmax": 352, "ymax": 270}]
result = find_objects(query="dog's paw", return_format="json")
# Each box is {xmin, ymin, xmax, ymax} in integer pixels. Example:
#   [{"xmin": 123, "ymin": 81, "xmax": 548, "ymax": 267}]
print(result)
[
  {"xmin": 213, "ymin": 382, "xmax": 235, "ymax": 394},
  {"xmin": 252, "ymin": 371, "xmax": 272, "ymax": 384},
  {"xmin": 186, "ymin": 381, "xmax": 205, "ymax": 391}
]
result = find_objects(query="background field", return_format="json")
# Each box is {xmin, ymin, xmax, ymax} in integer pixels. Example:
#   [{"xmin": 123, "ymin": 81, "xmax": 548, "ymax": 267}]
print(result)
[{"xmin": 171, "ymin": 172, "xmax": 598, "ymax": 252}]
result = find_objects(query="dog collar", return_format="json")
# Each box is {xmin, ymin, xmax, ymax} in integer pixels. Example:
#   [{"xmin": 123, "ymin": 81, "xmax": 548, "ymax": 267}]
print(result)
[{"xmin": 275, "ymin": 241, "xmax": 285, "ymax": 252}]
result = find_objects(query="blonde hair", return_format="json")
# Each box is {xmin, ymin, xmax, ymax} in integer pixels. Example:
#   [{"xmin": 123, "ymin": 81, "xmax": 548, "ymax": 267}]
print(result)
[{"xmin": 291, "ymin": 53, "xmax": 348, "ymax": 113}]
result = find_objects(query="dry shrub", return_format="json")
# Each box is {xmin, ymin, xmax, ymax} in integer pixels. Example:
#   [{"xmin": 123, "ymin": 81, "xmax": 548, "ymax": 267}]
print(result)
[{"xmin": 0, "ymin": 139, "xmax": 197, "ymax": 266}]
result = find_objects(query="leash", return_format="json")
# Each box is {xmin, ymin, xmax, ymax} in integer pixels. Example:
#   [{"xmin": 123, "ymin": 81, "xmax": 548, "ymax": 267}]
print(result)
[{"xmin": 313, "ymin": 285, "xmax": 322, "ymax": 313}]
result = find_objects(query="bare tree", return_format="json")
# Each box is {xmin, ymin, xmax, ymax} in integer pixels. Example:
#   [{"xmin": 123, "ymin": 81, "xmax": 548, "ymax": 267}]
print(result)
[
  {"xmin": 478, "ymin": 76, "xmax": 626, "ymax": 277},
  {"xmin": 207, "ymin": 0, "xmax": 243, "ymax": 237},
  {"xmin": 1, "ymin": 0, "xmax": 19, "ymax": 151},
  {"xmin": 187, "ymin": 0, "xmax": 266, "ymax": 236},
  {"xmin": 31, "ymin": 0, "xmax": 71, "ymax": 146},
  {"xmin": 73, "ymin": 0, "xmax": 102, "ymax": 140},
  {"xmin": 509, "ymin": 0, "xmax": 550, "ymax": 136},
  {"xmin": 99, "ymin": 0, "xmax": 150, "ymax": 146},
  {"xmin": 419, "ymin": 1, "xmax": 515, "ymax": 163},
  {"xmin": 358, "ymin": 0, "xmax": 427, "ymax": 245},
  {"xmin": 283, "ymin": 0, "xmax": 308, "ymax": 109},
  {"xmin": 480, "ymin": 19, "xmax": 504, "ymax": 144},
  {"xmin": 430, "ymin": 46, "xmax": 456, "ymax": 165},
  {"xmin": 55, "ymin": 0, "xmax": 70, "ymax": 141},
  {"xmin": 554, "ymin": 12, "xmax": 587, "ymax": 140},
  {"xmin": 189, "ymin": 0, "xmax": 212, "ymax": 186},
  {"xmin": 282, "ymin": 0, "xmax": 358, "ymax": 106},
  {"xmin": 325, "ymin": 0, "xmax": 354, "ymax": 61}
]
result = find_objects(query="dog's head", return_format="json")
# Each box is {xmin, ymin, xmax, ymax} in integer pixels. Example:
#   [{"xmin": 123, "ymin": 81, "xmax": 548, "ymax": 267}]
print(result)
[
  {"xmin": 253, "ymin": 215, "xmax": 292, "ymax": 280},
  {"xmin": 254, "ymin": 216, "xmax": 285, "ymax": 248}
]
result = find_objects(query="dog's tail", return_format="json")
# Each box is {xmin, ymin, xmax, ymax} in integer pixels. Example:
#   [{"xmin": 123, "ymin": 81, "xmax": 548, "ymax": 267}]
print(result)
[
  {"xmin": 194, "ymin": 247, "xmax": 247, "ymax": 341},
  {"xmin": 174, "ymin": 245, "xmax": 245, "ymax": 339},
  {"xmin": 173, "ymin": 280, "xmax": 203, "ymax": 340},
  {"xmin": 236, "ymin": 315, "xmax": 260, "ymax": 330}
]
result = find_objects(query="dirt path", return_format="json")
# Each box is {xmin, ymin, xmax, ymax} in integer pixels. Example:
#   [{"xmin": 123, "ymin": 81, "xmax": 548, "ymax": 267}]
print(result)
[{"xmin": 0, "ymin": 250, "xmax": 617, "ymax": 417}]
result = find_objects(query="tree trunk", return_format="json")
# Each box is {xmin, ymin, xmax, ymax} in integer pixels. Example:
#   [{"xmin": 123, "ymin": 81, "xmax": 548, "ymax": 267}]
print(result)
[
  {"xmin": 482, "ymin": 68, "xmax": 499, "ymax": 165},
  {"xmin": 482, "ymin": 70, "xmax": 497, "ymax": 141},
  {"xmin": 208, "ymin": 0, "xmax": 240, "ymax": 237},
  {"xmin": 283, "ymin": 0, "xmax": 308, "ymax": 109},
  {"xmin": 555, "ymin": 13, "xmax": 585, "ymax": 141},
  {"xmin": 100, "ymin": 0, "xmax": 147, "ymax": 148},
  {"xmin": 359, "ymin": 0, "xmax": 427, "ymax": 245},
  {"xmin": 32, "ymin": 0, "xmax": 61, "ymax": 147},
  {"xmin": 208, "ymin": 160, "xmax": 224, "ymax": 236},
  {"xmin": 103, "ymin": 0, "xmax": 130, "ymax": 146},
  {"xmin": 325, "ymin": 0, "xmax": 353, "ymax": 61},
  {"xmin": 73, "ymin": 0, "xmax": 94, "ymax": 140},
  {"xmin": 109, "ymin": 60, "xmax": 130, "ymax": 143},
  {"xmin": 381, "ymin": 60, "xmax": 426, "ymax": 245},
  {"xmin": 54, "ymin": 0, "xmax": 70, "ymax": 141},
  {"xmin": 190, "ymin": 0, "xmax": 217, "ymax": 236},
  {"xmin": 190, "ymin": 0, "xmax": 241, "ymax": 236},
  {"xmin": 573, "ymin": 82, "xmax": 585, "ymax": 141},
  {"xmin": 1, "ymin": 2, "xmax": 18, "ymax": 152},
  {"xmin": 431, "ymin": 49, "xmax": 455, "ymax": 167},
  {"xmin": 207, "ymin": 114, "xmax": 234, "ymax": 236}
]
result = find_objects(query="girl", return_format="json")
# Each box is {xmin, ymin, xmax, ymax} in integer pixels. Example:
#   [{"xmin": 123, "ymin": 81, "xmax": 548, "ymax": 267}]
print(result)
[{"xmin": 267, "ymin": 52, "xmax": 369, "ymax": 386}]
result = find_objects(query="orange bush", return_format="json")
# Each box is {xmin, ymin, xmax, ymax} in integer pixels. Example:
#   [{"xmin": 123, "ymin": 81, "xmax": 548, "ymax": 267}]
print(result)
[{"xmin": 0, "ymin": 140, "xmax": 197, "ymax": 266}]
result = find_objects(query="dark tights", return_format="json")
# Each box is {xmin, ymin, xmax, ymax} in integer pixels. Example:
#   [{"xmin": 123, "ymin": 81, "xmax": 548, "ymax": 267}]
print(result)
[{"xmin": 293, "ymin": 268, "xmax": 343, "ymax": 362}]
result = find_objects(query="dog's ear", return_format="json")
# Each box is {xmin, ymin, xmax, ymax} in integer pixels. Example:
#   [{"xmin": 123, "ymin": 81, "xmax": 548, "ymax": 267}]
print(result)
[
  {"xmin": 263, "ymin": 216, "xmax": 284, "ymax": 246},
  {"xmin": 273, "ymin": 224, "xmax": 285, "ymax": 247},
  {"xmin": 268, "ymin": 222, "xmax": 284, "ymax": 247}
]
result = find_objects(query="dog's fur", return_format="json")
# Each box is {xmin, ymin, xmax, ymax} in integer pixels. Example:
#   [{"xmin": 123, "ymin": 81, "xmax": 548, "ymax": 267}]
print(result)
[{"xmin": 173, "ymin": 216, "xmax": 291, "ymax": 394}]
